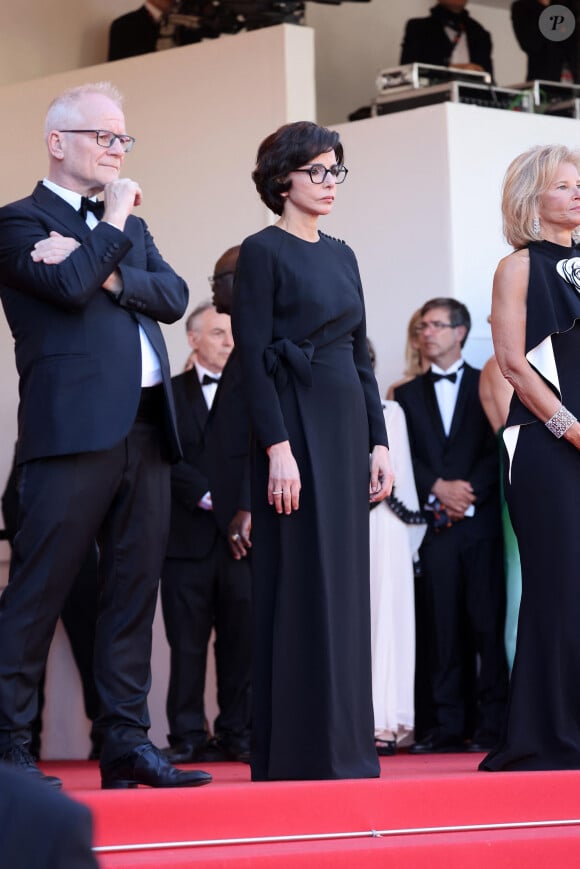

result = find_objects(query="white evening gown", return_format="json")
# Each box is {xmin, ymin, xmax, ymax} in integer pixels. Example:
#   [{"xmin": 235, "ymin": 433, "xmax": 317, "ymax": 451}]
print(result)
[{"xmin": 370, "ymin": 401, "xmax": 426, "ymax": 742}]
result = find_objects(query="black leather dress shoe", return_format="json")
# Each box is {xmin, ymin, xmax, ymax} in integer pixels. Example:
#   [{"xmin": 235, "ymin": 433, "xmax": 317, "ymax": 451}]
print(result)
[
  {"xmin": 0, "ymin": 743, "xmax": 62, "ymax": 789},
  {"xmin": 197, "ymin": 736, "xmax": 251, "ymax": 764},
  {"xmin": 100, "ymin": 742, "xmax": 213, "ymax": 789},
  {"xmin": 408, "ymin": 734, "xmax": 465, "ymax": 754},
  {"xmin": 161, "ymin": 739, "xmax": 207, "ymax": 764},
  {"xmin": 466, "ymin": 735, "xmax": 498, "ymax": 753}
]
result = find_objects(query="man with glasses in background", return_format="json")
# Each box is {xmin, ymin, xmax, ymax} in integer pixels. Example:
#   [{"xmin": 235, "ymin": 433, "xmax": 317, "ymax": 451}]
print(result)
[
  {"xmin": 0, "ymin": 82, "xmax": 211, "ymax": 790},
  {"xmin": 394, "ymin": 298, "xmax": 507, "ymax": 755}
]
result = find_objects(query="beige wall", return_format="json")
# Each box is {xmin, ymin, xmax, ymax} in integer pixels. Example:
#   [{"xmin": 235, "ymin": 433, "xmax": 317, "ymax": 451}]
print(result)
[{"xmin": 2, "ymin": 1, "xmax": 522, "ymax": 126}]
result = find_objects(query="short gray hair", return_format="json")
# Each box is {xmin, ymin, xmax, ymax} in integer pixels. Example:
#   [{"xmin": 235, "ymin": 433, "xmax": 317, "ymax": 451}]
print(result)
[
  {"xmin": 44, "ymin": 82, "xmax": 124, "ymax": 141},
  {"xmin": 185, "ymin": 300, "xmax": 214, "ymax": 333}
]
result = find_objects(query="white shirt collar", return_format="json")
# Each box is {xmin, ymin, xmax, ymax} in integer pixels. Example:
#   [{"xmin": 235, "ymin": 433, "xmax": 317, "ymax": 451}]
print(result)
[
  {"xmin": 195, "ymin": 361, "xmax": 221, "ymax": 384},
  {"xmin": 431, "ymin": 357, "xmax": 464, "ymax": 376},
  {"xmin": 42, "ymin": 178, "xmax": 88, "ymax": 212}
]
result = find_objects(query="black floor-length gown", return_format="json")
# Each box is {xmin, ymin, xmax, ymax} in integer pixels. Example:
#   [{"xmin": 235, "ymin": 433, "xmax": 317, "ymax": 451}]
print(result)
[
  {"xmin": 481, "ymin": 240, "xmax": 580, "ymax": 771},
  {"xmin": 232, "ymin": 226, "xmax": 388, "ymax": 781}
]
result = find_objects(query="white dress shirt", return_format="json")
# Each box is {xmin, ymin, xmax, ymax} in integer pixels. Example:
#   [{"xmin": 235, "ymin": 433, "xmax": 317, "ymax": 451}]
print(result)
[
  {"xmin": 195, "ymin": 361, "xmax": 221, "ymax": 411},
  {"xmin": 194, "ymin": 361, "xmax": 221, "ymax": 510},
  {"xmin": 430, "ymin": 358, "xmax": 474, "ymax": 517},
  {"xmin": 430, "ymin": 358, "xmax": 464, "ymax": 437}
]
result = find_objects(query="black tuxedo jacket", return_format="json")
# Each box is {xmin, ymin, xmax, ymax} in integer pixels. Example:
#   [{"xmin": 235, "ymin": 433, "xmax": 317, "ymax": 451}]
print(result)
[
  {"xmin": 394, "ymin": 364, "xmax": 500, "ymax": 532},
  {"xmin": 108, "ymin": 5, "xmax": 160, "ymax": 61},
  {"xmin": 204, "ymin": 349, "xmax": 251, "ymax": 539},
  {"xmin": 165, "ymin": 368, "xmax": 219, "ymax": 560},
  {"xmin": 400, "ymin": 7, "xmax": 494, "ymax": 78},
  {"xmin": 0, "ymin": 182, "xmax": 187, "ymax": 464}
]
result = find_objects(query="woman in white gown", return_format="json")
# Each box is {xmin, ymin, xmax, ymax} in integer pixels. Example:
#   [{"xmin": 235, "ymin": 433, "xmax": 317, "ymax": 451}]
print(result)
[{"xmin": 370, "ymin": 399, "xmax": 426, "ymax": 755}]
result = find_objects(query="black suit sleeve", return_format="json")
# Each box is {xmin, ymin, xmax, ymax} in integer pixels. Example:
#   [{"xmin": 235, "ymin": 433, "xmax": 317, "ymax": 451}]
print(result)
[
  {"xmin": 393, "ymin": 387, "xmax": 437, "ymax": 505},
  {"xmin": 511, "ymin": 0, "xmax": 544, "ymax": 54},
  {"xmin": 465, "ymin": 418, "xmax": 499, "ymax": 506},
  {"xmin": 232, "ymin": 236, "xmax": 289, "ymax": 449},
  {"xmin": 0, "ymin": 205, "xmax": 187, "ymax": 325},
  {"xmin": 400, "ymin": 19, "xmax": 421, "ymax": 64},
  {"xmin": 170, "ymin": 460, "xmax": 211, "ymax": 513},
  {"xmin": 115, "ymin": 217, "xmax": 188, "ymax": 324}
]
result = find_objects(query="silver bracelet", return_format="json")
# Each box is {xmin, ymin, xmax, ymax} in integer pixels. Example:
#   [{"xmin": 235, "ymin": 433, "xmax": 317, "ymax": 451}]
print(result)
[{"xmin": 545, "ymin": 404, "xmax": 578, "ymax": 438}]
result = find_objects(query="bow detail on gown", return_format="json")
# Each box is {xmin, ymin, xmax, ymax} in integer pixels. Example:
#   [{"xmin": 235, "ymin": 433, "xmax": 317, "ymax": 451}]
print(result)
[{"xmin": 264, "ymin": 338, "xmax": 314, "ymax": 389}]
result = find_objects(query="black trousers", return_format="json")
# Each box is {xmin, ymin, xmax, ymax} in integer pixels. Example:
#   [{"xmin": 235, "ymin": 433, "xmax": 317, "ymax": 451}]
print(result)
[
  {"xmin": 161, "ymin": 537, "xmax": 251, "ymax": 743},
  {"xmin": 0, "ymin": 402, "xmax": 170, "ymax": 766},
  {"xmin": 32, "ymin": 544, "xmax": 100, "ymax": 759},
  {"xmin": 415, "ymin": 519, "xmax": 508, "ymax": 742}
]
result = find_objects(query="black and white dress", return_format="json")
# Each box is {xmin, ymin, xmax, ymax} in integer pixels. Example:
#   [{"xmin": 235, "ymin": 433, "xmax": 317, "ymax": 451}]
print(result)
[{"xmin": 481, "ymin": 240, "xmax": 580, "ymax": 771}]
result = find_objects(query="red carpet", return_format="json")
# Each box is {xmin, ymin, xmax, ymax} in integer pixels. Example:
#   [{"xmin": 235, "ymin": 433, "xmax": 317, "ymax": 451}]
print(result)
[{"xmin": 42, "ymin": 754, "xmax": 580, "ymax": 867}]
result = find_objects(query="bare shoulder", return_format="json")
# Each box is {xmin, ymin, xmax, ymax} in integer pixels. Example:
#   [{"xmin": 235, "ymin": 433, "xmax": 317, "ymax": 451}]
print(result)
[{"xmin": 495, "ymin": 248, "xmax": 529, "ymax": 280}]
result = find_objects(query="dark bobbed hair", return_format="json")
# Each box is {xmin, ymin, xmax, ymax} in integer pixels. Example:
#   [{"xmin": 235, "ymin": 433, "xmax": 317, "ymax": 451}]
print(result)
[
  {"xmin": 421, "ymin": 297, "xmax": 471, "ymax": 348},
  {"xmin": 252, "ymin": 121, "xmax": 344, "ymax": 216}
]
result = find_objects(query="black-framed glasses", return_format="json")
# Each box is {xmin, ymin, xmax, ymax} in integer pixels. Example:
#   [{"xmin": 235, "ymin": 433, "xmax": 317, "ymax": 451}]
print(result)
[
  {"xmin": 417, "ymin": 320, "xmax": 459, "ymax": 333},
  {"xmin": 292, "ymin": 164, "xmax": 348, "ymax": 184},
  {"xmin": 207, "ymin": 270, "xmax": 235, "ymax": 287},
  {"xmin": 58, "ymin": 129, "xmax": 136, "ymax": 153}
]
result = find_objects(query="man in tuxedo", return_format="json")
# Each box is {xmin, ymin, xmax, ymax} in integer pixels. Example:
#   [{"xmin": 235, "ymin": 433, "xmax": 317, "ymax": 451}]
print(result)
[
  {"xmin": 0, "ymin": 82, "xmax": 211, "ymax": 790},
  {"xmin": 400, "ymin": 0, "xmax": 494, "ymax": 78},
  {"xmin": 395, "ymin": 298, "xmax": 507, "ymax": 753},
  {"xmin": 162, "ymin": 278, "xmax": 252, "ymax": 764}
]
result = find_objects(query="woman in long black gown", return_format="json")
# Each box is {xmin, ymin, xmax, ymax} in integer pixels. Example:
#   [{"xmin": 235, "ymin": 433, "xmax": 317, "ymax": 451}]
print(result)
[
  {"xmin": 232, "ymin": 122, "xmax": 394, "ymax": 781},
  {"xmin": 480, "ymin": 144, "xmax": 580, "ymax": 772}
]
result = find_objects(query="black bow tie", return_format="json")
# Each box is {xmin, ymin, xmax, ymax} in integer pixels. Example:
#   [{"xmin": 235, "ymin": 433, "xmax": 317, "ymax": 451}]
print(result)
[
  {"xmin": 429, "ymin": 364, "xmax": 464, "ymax": 384},
  {"xmin": 79, "ymin": 197, "xmax": 104, "ymax": 220},
  {"xmin": 201, "ymin": 374, "xmax": 220, "ymax": 386}
]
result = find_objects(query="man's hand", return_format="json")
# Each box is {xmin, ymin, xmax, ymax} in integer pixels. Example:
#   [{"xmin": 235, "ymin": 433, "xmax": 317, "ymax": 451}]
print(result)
[
  {"xmin": 31, "ymin": 231, "xmax": 80, "ymax": 264},
  {"xmin": 227, "ymin": 510, "xmax": 252, "ymax": 560},
  {"xmin": 102, "ymin": 178, "xmax": 142, "ymax": 231},
  {"xmin": 432, "ymin": 478, "xmax": 475, "ymax": 517},
  {"xmin": 101, "ymin": 270, "xmax": 123, "ymax": 297}
]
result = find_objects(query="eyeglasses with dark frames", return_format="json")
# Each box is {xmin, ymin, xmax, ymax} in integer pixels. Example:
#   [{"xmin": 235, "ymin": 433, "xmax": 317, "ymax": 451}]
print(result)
[
  {"xmin": 417, "ymin": 321, "xmax": 459, "ymax": 333},
  {"xmin": 58, "ymin": 129, "xmax": 136, "ymax": 153},
  {"xmin": 292, "ymin": 164, "xmax": 348, "ymax": 185}
]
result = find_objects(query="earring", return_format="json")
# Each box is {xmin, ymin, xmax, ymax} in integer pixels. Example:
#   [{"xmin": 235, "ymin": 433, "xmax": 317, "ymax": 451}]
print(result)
[{"xmin": 533, "ymin": 216, "xmax": 540, "ymax": 235}]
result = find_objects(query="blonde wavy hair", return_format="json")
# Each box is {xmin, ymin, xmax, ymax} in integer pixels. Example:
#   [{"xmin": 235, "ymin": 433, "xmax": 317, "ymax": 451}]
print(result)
[
  {"xmin": 502, "ymin": 144, "xmax": 580, "ymax": 249},
  {"xmin": 403, "ymin": 308, "xmax": 424, "ymax": 378}
]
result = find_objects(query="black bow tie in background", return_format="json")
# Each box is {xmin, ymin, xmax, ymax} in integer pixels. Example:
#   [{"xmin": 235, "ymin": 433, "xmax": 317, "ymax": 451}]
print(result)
[
  {"xmin": 429, "ymin": 364, "xmax": 464, "ymax": 384},
  {"xmin": 201, "ymin": 374, "xmax": 220, "ymax": 386},
  {"xmin": 79, "ymin": 197, "xmax": 105, "ymax": 220}
]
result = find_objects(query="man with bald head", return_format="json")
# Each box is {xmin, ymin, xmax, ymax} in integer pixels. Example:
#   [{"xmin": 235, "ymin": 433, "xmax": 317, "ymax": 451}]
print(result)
[{"xmin": 0, "ymin": 82, "xmax": 211, "ymax": 790}]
